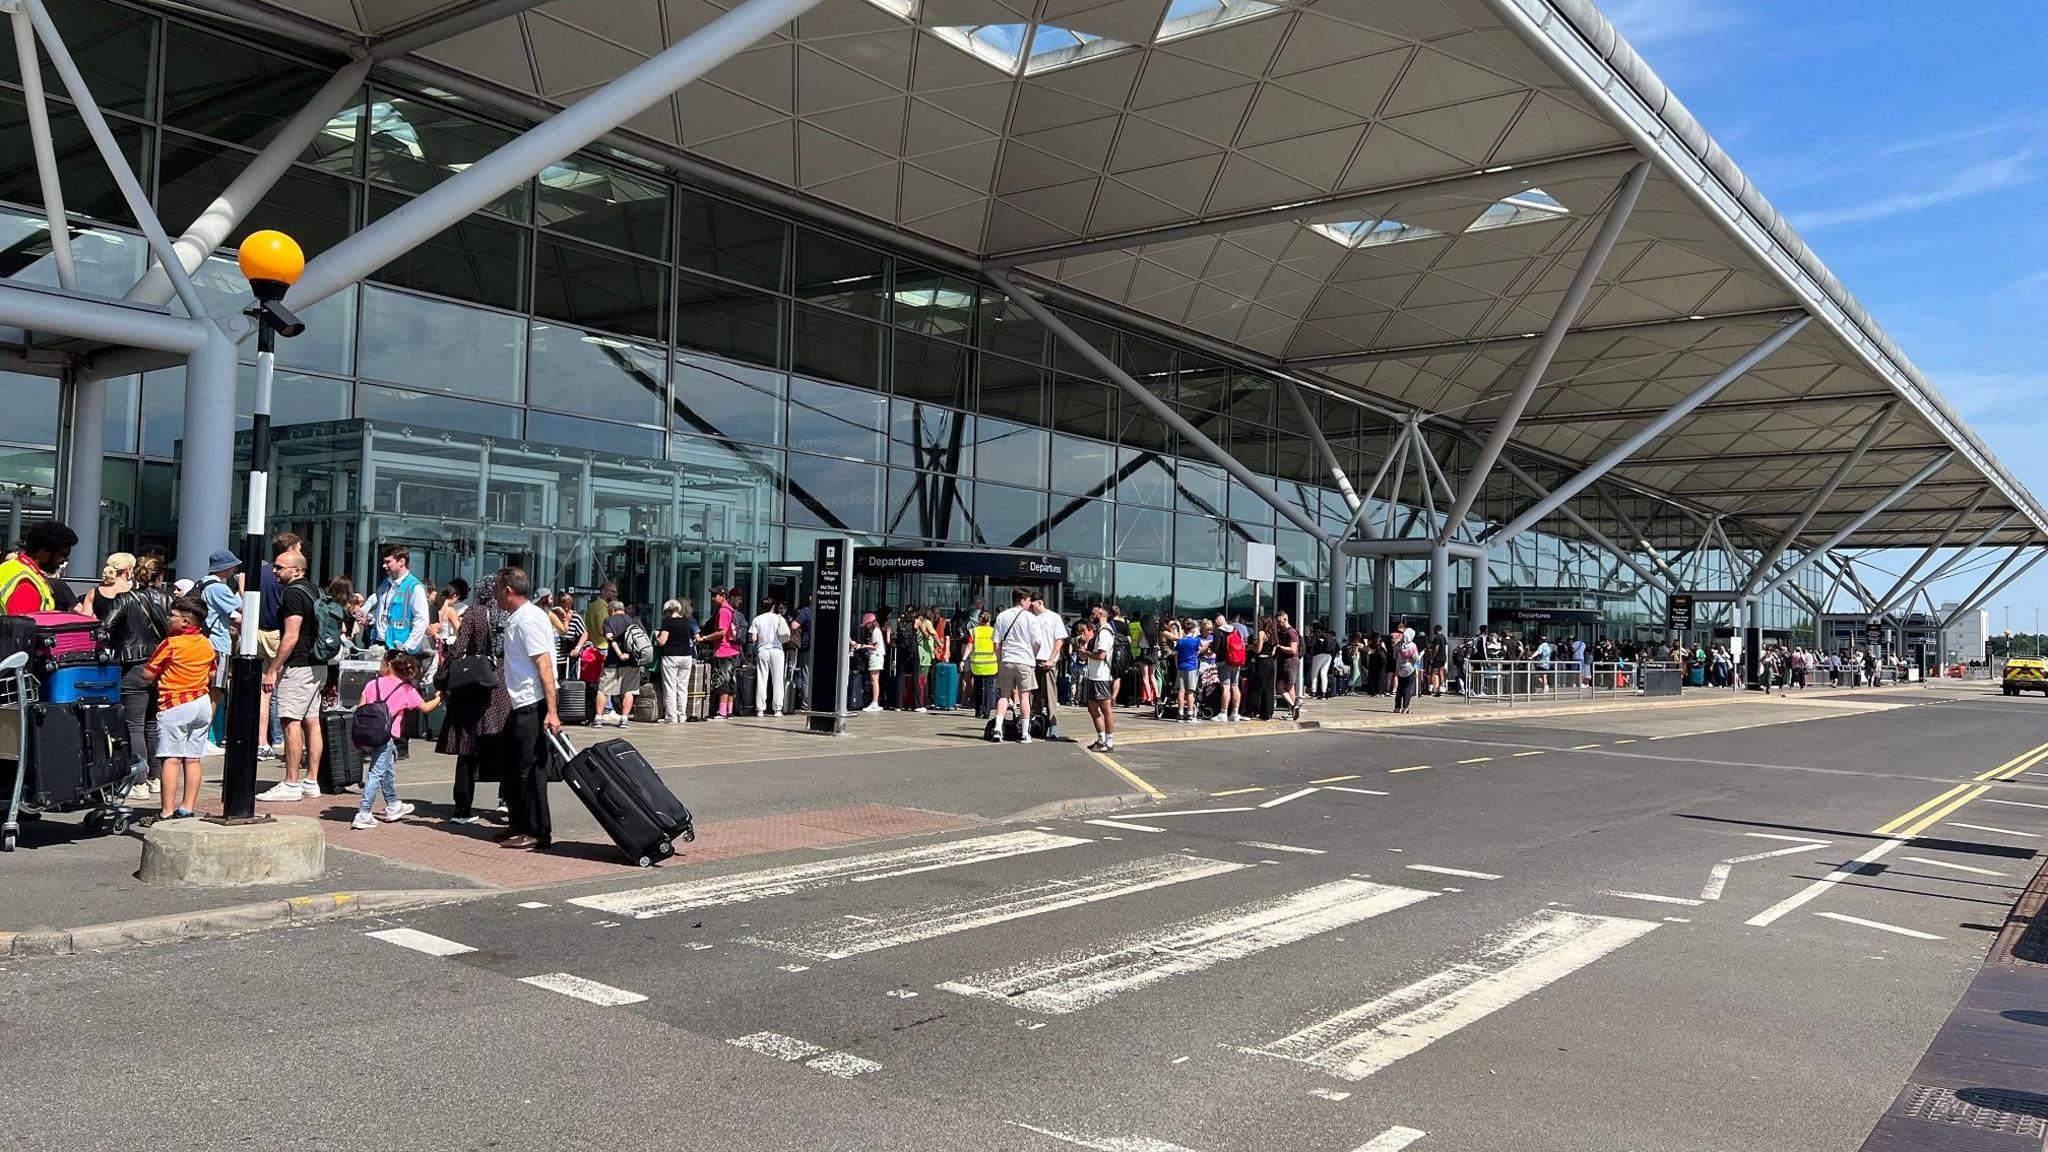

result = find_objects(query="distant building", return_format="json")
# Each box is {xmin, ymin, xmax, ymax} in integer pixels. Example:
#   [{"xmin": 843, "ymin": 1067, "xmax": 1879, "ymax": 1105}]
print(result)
[{"xmin": 1938, "ymin": 603, "xmax": 1988, "ymax": 662}]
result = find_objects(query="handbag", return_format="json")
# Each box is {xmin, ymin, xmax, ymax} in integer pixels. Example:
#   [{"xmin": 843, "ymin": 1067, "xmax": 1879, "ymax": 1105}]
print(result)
[{"xmin": 448, "ymin": 654, "xmax": 497, "ymax": 691}]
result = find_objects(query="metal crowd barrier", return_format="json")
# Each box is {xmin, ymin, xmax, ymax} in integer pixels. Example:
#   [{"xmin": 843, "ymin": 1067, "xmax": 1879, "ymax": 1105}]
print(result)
[{"xmin": 1459, "ymin": 660, "xmax": 1682, "ymax": 705}]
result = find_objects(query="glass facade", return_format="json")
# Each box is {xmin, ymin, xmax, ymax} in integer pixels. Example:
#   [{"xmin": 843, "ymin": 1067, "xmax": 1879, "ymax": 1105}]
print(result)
[{"xmin": 0, "ymin": 0, "xmax": 1824, "ymax": 637}]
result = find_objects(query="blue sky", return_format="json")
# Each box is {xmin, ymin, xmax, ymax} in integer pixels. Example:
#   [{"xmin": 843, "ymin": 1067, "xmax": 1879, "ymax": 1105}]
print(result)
[{"xmin": 1603, "ymin": 0, "xmax": 2048, "ymax": 633}]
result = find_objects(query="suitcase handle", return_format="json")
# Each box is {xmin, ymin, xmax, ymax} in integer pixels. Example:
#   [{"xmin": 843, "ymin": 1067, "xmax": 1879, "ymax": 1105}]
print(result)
[{"xmin": 546, "ymin": 728, "xmax": 576, "ymax": 761}]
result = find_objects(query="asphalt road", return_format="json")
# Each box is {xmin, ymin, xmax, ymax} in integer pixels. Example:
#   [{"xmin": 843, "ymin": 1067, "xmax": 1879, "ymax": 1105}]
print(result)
[{"xmin": 5, "ymin": 685, "xmax": 2043, "ymax": 1152}]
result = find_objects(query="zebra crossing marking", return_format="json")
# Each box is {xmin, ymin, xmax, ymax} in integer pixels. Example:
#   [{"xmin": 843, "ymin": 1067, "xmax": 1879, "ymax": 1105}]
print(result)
[
  {"xmin": 938, "ymin": 879, "xmax": 1435, "ymax": 1015},
  {"xmin": 727, "ymin": 1031, "xmax": 880, "ymax": 1078},
  {"xmin": 519, "ymin": 973, "xmax": 647, "ymax": 1006}
]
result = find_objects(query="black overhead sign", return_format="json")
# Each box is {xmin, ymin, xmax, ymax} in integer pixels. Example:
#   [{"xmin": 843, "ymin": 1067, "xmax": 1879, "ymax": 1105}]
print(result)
[
  {"xmin": 852, "ymin": 548, "xmax": 1067, "ymax": 581},
  {"xmin": 1493, "ymin": 607, "xmax": 1603, "ymax": 625},
  {"xmin": 1667, "ymin": 593, "xmax": 1695, "ymax": 632},
  {"xmin": 806, "ymin": 537, "xmax": 852, "ymax": 734}
]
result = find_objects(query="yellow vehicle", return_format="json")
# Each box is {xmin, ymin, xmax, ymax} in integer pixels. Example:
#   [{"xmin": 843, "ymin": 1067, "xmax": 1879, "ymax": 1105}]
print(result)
[{"xmin": 2001, "ymin": 656, "xmax": 2048, "ymax": 696}]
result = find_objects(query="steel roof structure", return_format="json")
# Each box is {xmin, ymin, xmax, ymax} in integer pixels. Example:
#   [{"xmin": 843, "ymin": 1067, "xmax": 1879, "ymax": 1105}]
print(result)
[{"xmin": 4, "ymin": 0, "xmax": 2041, "ymax": 629}]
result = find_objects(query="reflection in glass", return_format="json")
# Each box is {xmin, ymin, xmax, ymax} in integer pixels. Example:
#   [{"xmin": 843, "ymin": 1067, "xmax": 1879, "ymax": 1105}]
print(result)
[
  {"xmin": 886, "ymin": 468, "xmax": 971, "ymax": 542},
  {"xmin": 140, "ymin": 368, "xmax": 183, "ymax": 457},
  {"xmin": 103, "ymin": 375, "xmax": 139, "ymax": 454},
  {"xmin": 163, "ymin": 23, "xmax": 326, "ymax": 149},
  {"xmin": 675, "ymin": 274, "xmax": 781, "ymax": 368},
  {"xmin": 366, "ymin": 189, "xmax": 526, "ymax": 310},
  {"xmin": 359, "ymin": 287, "xmax": 525, "ymax": 402},
  {"xmin": 1173, "ymin": 458, "xmax": 1226, "ymax": 516},
  {"xmin": 787, "ymin": 376, "xmax": 886, "ymax": 460},
  {"xmin": 1115, "ymin": 505, "xmax": 1172, "ymax": 565},
  {"xmin": 975, "ymin": 418, "xmax": 1047, "ymax": 489},
  {"xmin": 978, "ymin": 355, "xmax": 1047, "ymax": 426},
  {"xmin": 0, "ymin": 95, "xmax": 151, "ymax": 225},
  {"xmin": 785, "ymin": 452, "xmax": 883, "ymax": 533},
  {"xmin": 1047, "ymin": 495, "xmax": 1110, "ymax": 558},
  {"xmin": 793, "ymin": 230, "xmax": 887, "ymax": 317},
  {"xmin": 677, "ymin": 189, "xmax": 783, "ymax": 289},
  {"xmin": 1050, "ymin": 433, "xmax": 1113, "ymax": 497},
  {"xmin": 0, "ymin": 371, "xmax": 59, "ymax": 447},
  {"xmin": 892, "ymin": 267, "xmax": 976, "ymax": 338},
  {"xmin": 1115, "ymin": 447, "xmax": 1172, "ymax": 508},
  {"xmin": 1112, "ymin": 560, "xmax": 1172, "ymax": 620},
  {"xmin": 362, "ymin": 94, "xmax": 528, "ymax": 218},
  {"xmin": 1051, "ymin": 311, "xmax": 1115, "ymax": 380},
  {"xmin": 0, "ymin": 210, "xmax": 147, "ymax": 298},
  {"xmin": 970, "ymin": 483, "xmax": 1047, "ymax": 551},
  {"xmin": 889, "ymin": 401, "xmax": 972, "ymax": 474},
  {"xmin": 1174, "ymin": 513, "xmax": 1225, "ymax": 569},
  {"xmin": 0, "ymin": 0, "xmax": 157, "ymax": 117},
  {"xmin": 792, "ymin": 306, "xmax": 883, "ymax": 391},
  {"xmin": 158, "ymin": 133, "xmax": 356, "ymax": 255},
  {"xmin": 673, "ymin": 353, "xmax": 783, "ymax": 446},
  {"xmin": 357, "ymin": 384, "xmax": 523, "ymax": 439},
  {"xmin": 535, "ymin": 155, "xmax": 668, "ymax": 258},
  {"xmin": 534, "ymin": 235, "xmax": 667, "ymax": 341},
  {"xmin": 978, "ymin": 295, "xmax": 1046, "ymax": 362},
  {"xmin": 184, "ymin": 255, "xmax": 355, "ymax": 375},
  {"xmin": 892, "ymin": 330, "xmax": 970, "ymax": 407},
  {"xmin": 1174, "ymin": 566, "xmax": 1224, "ymax": 615},
  {"xmin": 242, "ymin": 367, "xmax": 349, "ymax": 431},
  {"xmin": 1051, "ymin": 376, "xmax": 1114, "ymax": 441},
  {"xmin": 528, "ymin": 322, "xmax": 666, "ymax": 428},
  {"xmin": 526, "ymin": 411, "xmax": 664, "ymax": 459}
]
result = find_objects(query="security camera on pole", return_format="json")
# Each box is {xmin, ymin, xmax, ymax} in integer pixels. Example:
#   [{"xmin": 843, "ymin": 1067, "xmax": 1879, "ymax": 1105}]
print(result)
[{"xmin": 216, "ymin": 230, "xmax": 305, "ymax": 825}]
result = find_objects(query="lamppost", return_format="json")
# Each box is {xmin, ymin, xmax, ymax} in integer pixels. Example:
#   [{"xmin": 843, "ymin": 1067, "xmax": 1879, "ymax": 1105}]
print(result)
[{"xmin": 215, "ymin": 230, "xmax": 305, "ymax": 824}]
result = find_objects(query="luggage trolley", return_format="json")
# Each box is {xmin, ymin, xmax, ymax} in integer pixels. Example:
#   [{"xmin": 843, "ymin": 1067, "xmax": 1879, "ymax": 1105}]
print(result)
[
  {"xmin": 1, "ymin": 650, "xmax": 32, "ymax": 852},
  {"xmin": 0, "ymin": 649, "xmax": 142, "ymax": 852}
]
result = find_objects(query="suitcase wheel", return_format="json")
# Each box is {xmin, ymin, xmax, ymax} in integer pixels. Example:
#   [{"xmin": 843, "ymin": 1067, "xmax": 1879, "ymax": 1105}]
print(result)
[
  {"xmin": 657, "ymin": 839, "xmax": 675, "ymax": 856},
  {"xmin": 680, "ymin": 826, "xmax": 696, "ymax": 843},
  {"xmin": 634, "ymin": 854, "xmax": 653, "ymax": 868}
]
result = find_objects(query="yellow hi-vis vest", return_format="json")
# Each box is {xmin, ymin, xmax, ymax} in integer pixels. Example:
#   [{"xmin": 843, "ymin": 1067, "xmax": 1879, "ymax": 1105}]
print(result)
[
  {"xmin": 0, "ymin": 553, "xmax": 54, "ymax": 612},
  {"xmin": 968, "ymin": 624, "xmax": 998, "ymax": 676}
]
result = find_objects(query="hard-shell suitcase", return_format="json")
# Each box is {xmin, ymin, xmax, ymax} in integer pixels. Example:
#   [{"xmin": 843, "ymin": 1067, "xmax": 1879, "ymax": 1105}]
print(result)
[
  {"xmin": 931, "ymin": 661, "xmax": 959, "ymax": 711},
  {"xmin": 686, "ymin": 662, "xmax": 711, "ymax": 721},
  {"xmin": 319, "ymin": 708, "xmax": 364, "ymax": 793},
  {"xmin": 337, "ymin": 659, "xmax": 379, "ymax": 709},
  {"xmin": 43, "ymin": 663, "xmax": 122, "ymax": 704},
  {"xmin": 26, "ymin": 612, "xmax": 104, "ymax": 664},
  {"xmin": 548, "ymin": 731, "xmax": 695, "ymax": 867},
  {"xmin": 557, "ymin": 678, "xmax": 594, "ymax": 726},
  {"xmin": 21, "ymin": 701, "xmax": 128, "ymax": 808},
  {"xmin": 734, "ymin": 664, "xmax": 758, "ymax": 717}
]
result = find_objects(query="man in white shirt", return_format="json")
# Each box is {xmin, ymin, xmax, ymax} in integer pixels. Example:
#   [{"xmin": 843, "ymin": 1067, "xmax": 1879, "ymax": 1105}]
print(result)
[
  {"xmin": 751, "ymin": 599, "xmax": 791, "ymax": 716},
  {"xmin": 986, "ymin": 588, "xmax": 1037, "ymax": 743},
  {"xmin": 1030, "ymin": 593, "xmax": 1066, "ymax": 740},
  {"xmin": 1082, "ymin": 605, "xmax": 1117, "ymax": 752},
  {"xmin": 493, "ymin": 567, "xmax": 561, "ymax": 851}
]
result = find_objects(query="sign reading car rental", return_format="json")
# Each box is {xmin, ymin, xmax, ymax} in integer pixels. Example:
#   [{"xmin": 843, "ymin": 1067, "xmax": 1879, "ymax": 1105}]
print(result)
[{"xmin": 1667, "ymin": 593, "xmax": 1694, "ymax": 633}]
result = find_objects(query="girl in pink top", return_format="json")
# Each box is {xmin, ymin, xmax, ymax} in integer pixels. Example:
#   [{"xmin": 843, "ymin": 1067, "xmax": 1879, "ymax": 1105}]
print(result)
[{"xmin": 353, "ymin": 650, "xmax": 441, "ymax": 829}]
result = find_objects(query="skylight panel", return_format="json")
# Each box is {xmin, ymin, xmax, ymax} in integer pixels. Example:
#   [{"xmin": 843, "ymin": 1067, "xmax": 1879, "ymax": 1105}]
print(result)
[
  {"xmin": 1156, "ymin": 0, "xmax": 1282, "ymax": 42},
  {"xmin": 929, "ymin": 21, "xmax": 1129, "ymax": 75},
  {"xmin": 1467, "ymin": 188, "xmax": 1570, "ymax": 233},
  {"xmin": 1310, "ymin": 218, "xmax": 1441, "ymax": 248},
  {"xmin": 1310, "ymin": 189, "xmax": 1570, "ymax": 249}
]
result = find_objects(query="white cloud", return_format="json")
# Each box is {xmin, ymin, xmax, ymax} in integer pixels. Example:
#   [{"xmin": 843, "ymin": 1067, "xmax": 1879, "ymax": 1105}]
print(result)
[
  {"xmin": 1603, "ymin": 0, "xmax": 1738, "ymax": 47},
  {"xmin": 2011, "ymin": 268, "xmax": 2048, "ymax": 298},
  {"xmin": 1793, "ymin": 150, "xmax": 2035, "ymax": 230}
]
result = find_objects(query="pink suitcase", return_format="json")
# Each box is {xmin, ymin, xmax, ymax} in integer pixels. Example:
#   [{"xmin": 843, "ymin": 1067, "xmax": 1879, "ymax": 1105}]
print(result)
[{"xmin": 26, "ymin": 611, "xmax": 102, "ymax": 661}]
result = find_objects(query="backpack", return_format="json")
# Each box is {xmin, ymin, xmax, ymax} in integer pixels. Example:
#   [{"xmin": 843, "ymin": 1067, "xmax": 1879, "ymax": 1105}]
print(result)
[
  {"xmin": 1397, "ymin": 644, "xmax": 1418, "ymax": 677},
  {"xmin": 1108, "ymin": 632, "xmax": 1133, "ymax": 679},
  {"xmin": 1224, "ymin": 628, "xmax": 1247, "ymax": 667},
  {"xmin": 310, "ymin": 590, "xmax": 346, "ymax": 663},
  {"xmin": 351, "ymin": 679, "xmax": 395, "ymax": 749},
  {"xmin": 625, "ymin": 621, "xmax": 654, "ymax": 665}
]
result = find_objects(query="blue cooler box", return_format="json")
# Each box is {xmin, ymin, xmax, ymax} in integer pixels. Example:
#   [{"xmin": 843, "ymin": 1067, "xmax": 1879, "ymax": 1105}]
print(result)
[{"xmin": 44, "ymin": 663, "xmax": 122, "ymax": 704}]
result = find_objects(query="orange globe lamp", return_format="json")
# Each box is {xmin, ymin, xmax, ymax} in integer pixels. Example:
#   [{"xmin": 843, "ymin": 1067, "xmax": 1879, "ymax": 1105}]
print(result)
[{"xmin": 237, "ymin": 230, "xmax": 303, "ymax": 300}]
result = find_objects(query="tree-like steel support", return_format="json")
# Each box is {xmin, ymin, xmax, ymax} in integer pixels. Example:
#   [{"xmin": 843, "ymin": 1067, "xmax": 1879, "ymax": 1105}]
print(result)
[
  {"xmin": 1754, "ymin": 451, "xmax": 1956, "ymax": 599},
  {"xmin": 1738, "ymin": 402, "xmax": 1897, "ymax": 595},
  {"xmin": 1438, "ymin": 161, "xmax": 1650, "ymax": 544},
  {"xmin": 6, "ymin": 1, "xmax": 75, "ymax": 289}
]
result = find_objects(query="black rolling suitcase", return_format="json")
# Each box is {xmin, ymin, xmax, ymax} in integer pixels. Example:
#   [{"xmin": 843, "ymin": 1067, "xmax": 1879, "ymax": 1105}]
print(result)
[
  {"xmin": 319, "ymin": 708, "xmax": 364, "ymax": 793},
  {"xmin": 548, "ymin": 731, "xmax": 695, "ymax": 867},
  {"xmin": 733, "ymin": 663, "xmax": 758, "ymax": 717},
  {"xmin": 557, "ymin": 678, "xmax": 594, "ymax": 726}
]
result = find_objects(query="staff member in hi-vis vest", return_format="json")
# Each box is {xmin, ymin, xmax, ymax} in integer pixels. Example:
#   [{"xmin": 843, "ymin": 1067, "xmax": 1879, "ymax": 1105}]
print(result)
[
  {"xmin": 967, "ymin": 620, "xmax": 999, "ymax": 719},
  {"xmin": 0, "ymin": 521, "xmax": 78, "ymax": 614}
]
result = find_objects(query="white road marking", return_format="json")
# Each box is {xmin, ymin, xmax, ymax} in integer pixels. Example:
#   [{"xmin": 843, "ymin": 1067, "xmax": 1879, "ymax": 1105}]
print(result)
[
  {"xmin": 777, "ymin": 964, "xmax": 811, "ymax": 972},
  {"xmin": 1602, "ymin": 891, "xmax": 1704, "ymax": 906},
  {"xmin": 1259, "ymin": 787, "xmax": 1321, "ymax": 808},
  {"xmin": 1241, "ymin": 841, "xmax": 1327, "ymax": 855},
  {"xmin": 728, "ymin": 1031, "xmax": 881, "ymax": 1078},
  {"xmin": 1004, "ymin": 1121, "xmax": 1197, "ymax": 1152},
  {"xmin": 1512, "ymin": 751, "xmax": 1544, "ymax": 758},
  {"xmin": 1743, "ymin": 833, "xmax": 1832, "ymax": 844},
  {"xmin": 1982, "ymin": 797, "xmax": 2048, "ymax": 811},
  {"xmin": 1086, "ymin": 819, "xmax": 1168, "ymax": 833},
  {"xmin": 1901, "ymin": 855, "xmax": 2008, "ymax": 877},
  {"xmin": 1946, "ymin": 822, "xmax": 2039, "ymax": 838},
  {"xmin": 516, "ymin": 901, "xmax": 550, "ymax": 909},
  {"xmin": 1142, "ymin": 808, "xmax": 1257, "ymax": 817},
  {"xmin": 806, "ymin": 1051, "xmax": 881, "ymax": 1079},
  {"xmin": 1700, "ymin": 843, "xmax": 1828, "ymax": 900},
  {"xmin": 743, "ymin": 855, "xmax": 1245, "ymax": 960},
  {"xmin": 1745, "ymin": 838, "xmax": 1906, "ymax": 927},
  {"xmin": 365, "ymin": 928, "xmax": 475, "ymax": 957},
  {"xmin": 519, "ymin": 973, "xmax": 647, "ymax": 1006},
  {"xmin": 885, "ymin": 989, "xmax": 920, "ymax": 999},
  {"xmin": 1246, "ymin": 910, "xmax": 1657, "ymax": 1080},
  {"xmin": 1308, "ymin": 1087, "xmax": 1352, "ymax": 1101},
  {"xmin": 1404, "ymin": 864, "xmax": 1501, "ymax": 880},
  {"xmin": 1355, "ymin": 1128, "xmax": 1428, "ymax": 1152},
  {"xmin": 1323, "ymin": 786, "xmax": 1391, "ymax": 796},
  {"xmin": 940, "ymin": 879, "xmax": 1435, "ymax": 1015},
  {"xmin": 1813, "ymin": 912, "xmax": 1944, "ymax": 940},
  {"xmin": 569, "ymin": 830, "xmax": 1089, "ymax": 917}
]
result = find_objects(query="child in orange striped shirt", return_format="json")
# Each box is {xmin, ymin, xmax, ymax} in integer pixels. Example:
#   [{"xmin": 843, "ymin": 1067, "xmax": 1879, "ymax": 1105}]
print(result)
[{"xmin": 141, "ymin": 596, "xmax": 217, "ymax": 823}]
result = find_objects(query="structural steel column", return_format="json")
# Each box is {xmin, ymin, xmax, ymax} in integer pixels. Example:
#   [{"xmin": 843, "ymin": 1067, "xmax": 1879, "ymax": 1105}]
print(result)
[
  {"xmin": 1325, "ymin": 542, "xmax": 1348, "ymax": 634},
  {"xmin": 1471, "ymin": 552, "xmax": 1489, "ymax": 630},
  {"xmin": 61, "ymin": 368, "xmax": 106, "ymax": 565},
  {"xmin": 1438, "ymin": 161, "xmax": 1650, "ymax": 543},
  {"xmin": 1739, "ymin": 401, "xmax": 1897, "ymax": 594},
  {"xmin": 1428, "ymin": 545, "xmax": 1450, "ymax": 637},
  {"xmin": 9, "ymin": 4, "xmax": 75, "ymax": 289},
  {"xmin": 1282, "ymin": 379, "xmax": 1360, "ymax": 515},
  {"xmin": 283, "ymin": 0, "xmax": 830, "ymax": 317},
  {"xmin": 1868, "ymin": 489, "xmax": 1985, "ymax": 618},
  {"xmin": 1875, "ymin": 503, "xmax": 2010, "ymax": 618},
  {"xmin": 176, "ymin": 328, "xmax": 237, "ymax": 580},
  {"xmin": 1371, "ymin": 558, "xmax": 1391, "ymax": 633},
  {"xmin": 128, "ymin": 56, "xmax": 373, "ymax": 306},
  {"xmin": 988, "ymin": 270, "xmax": 1333, "ymax": 548},
  {"xmin": 1492, "ymin": 455, "xmax": 1665, "ymax": 593},
  {"xmin": 1484, "ymin": 316, "xmax": 1812, "ymax": 548},
  {"xmin": 1756, "ymin": 451, "xmax": 1956, "ymax": 598},
  {"xmin": 1950, "ymin": 546, "xmax": 2046, "ymax": 624}
]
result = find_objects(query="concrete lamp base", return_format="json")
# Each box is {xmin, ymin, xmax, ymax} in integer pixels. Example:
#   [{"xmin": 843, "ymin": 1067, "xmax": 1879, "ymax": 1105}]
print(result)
[{"xmin": 139, "ymin": 814, "xmax": 325, "ymax": 887}]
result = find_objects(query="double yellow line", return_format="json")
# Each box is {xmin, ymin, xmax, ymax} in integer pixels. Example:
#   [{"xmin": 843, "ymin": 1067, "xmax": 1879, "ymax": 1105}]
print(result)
[{"xmin": 1872, "ymin": 738, "xmax": 2048, "ymax": 837}]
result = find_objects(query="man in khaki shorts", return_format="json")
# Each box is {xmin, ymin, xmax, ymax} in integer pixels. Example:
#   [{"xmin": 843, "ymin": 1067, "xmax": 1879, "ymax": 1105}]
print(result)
[
  {"xmin": 259, "ymin": 551, "xmax": 326, "ymax": 801},
  {"xmin": 985, "ymin": 588, "xmax": 1039, "ymax": 744}
]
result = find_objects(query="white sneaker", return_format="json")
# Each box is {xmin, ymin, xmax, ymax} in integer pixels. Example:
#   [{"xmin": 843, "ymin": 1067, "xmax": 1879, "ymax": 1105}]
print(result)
[
  {"xmin": 616, "ymin": 715, "xmax": 631, "ymax": 727},
  {"xmin": 298, "ymin": 779, "xmax": 321, "ymax": 797},
  {"xmin": 379, "ymin": 801, "xmax": 415, "ymax": 823},
  {"xmin": 351, "ymin": 811, "xmax": 377, "ymax": 830},
  {"xmin": 257, "ymin": 782, "xmax": 303, "ymax": 802},
  {"xmin": 862, "ymin": 703, "xmax": 882, "ymax": 712},
  {"xmin": 257, "ymin": 745, "xmax": 277, "ymax": 761},
  {"xmin": 1018, "ymin": 733, "xmax": 1032, "ymax": 744},
  {"xmin": 146, "ymin": 778, "xmax": 162, "ymax": 796},
  {"xmin": 206, "ymin": 742, "xmax": 226, "ymax": 757},
  {"xmin": 913, "ymin": 707, "xmax": 927, "ymax": 713}
]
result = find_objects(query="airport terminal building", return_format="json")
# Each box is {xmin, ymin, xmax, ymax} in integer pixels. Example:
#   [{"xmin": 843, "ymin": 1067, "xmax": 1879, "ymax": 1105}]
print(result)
[{"xmin": 1, "ymin": 0, "xmax": 2040, "ymax": 653}]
